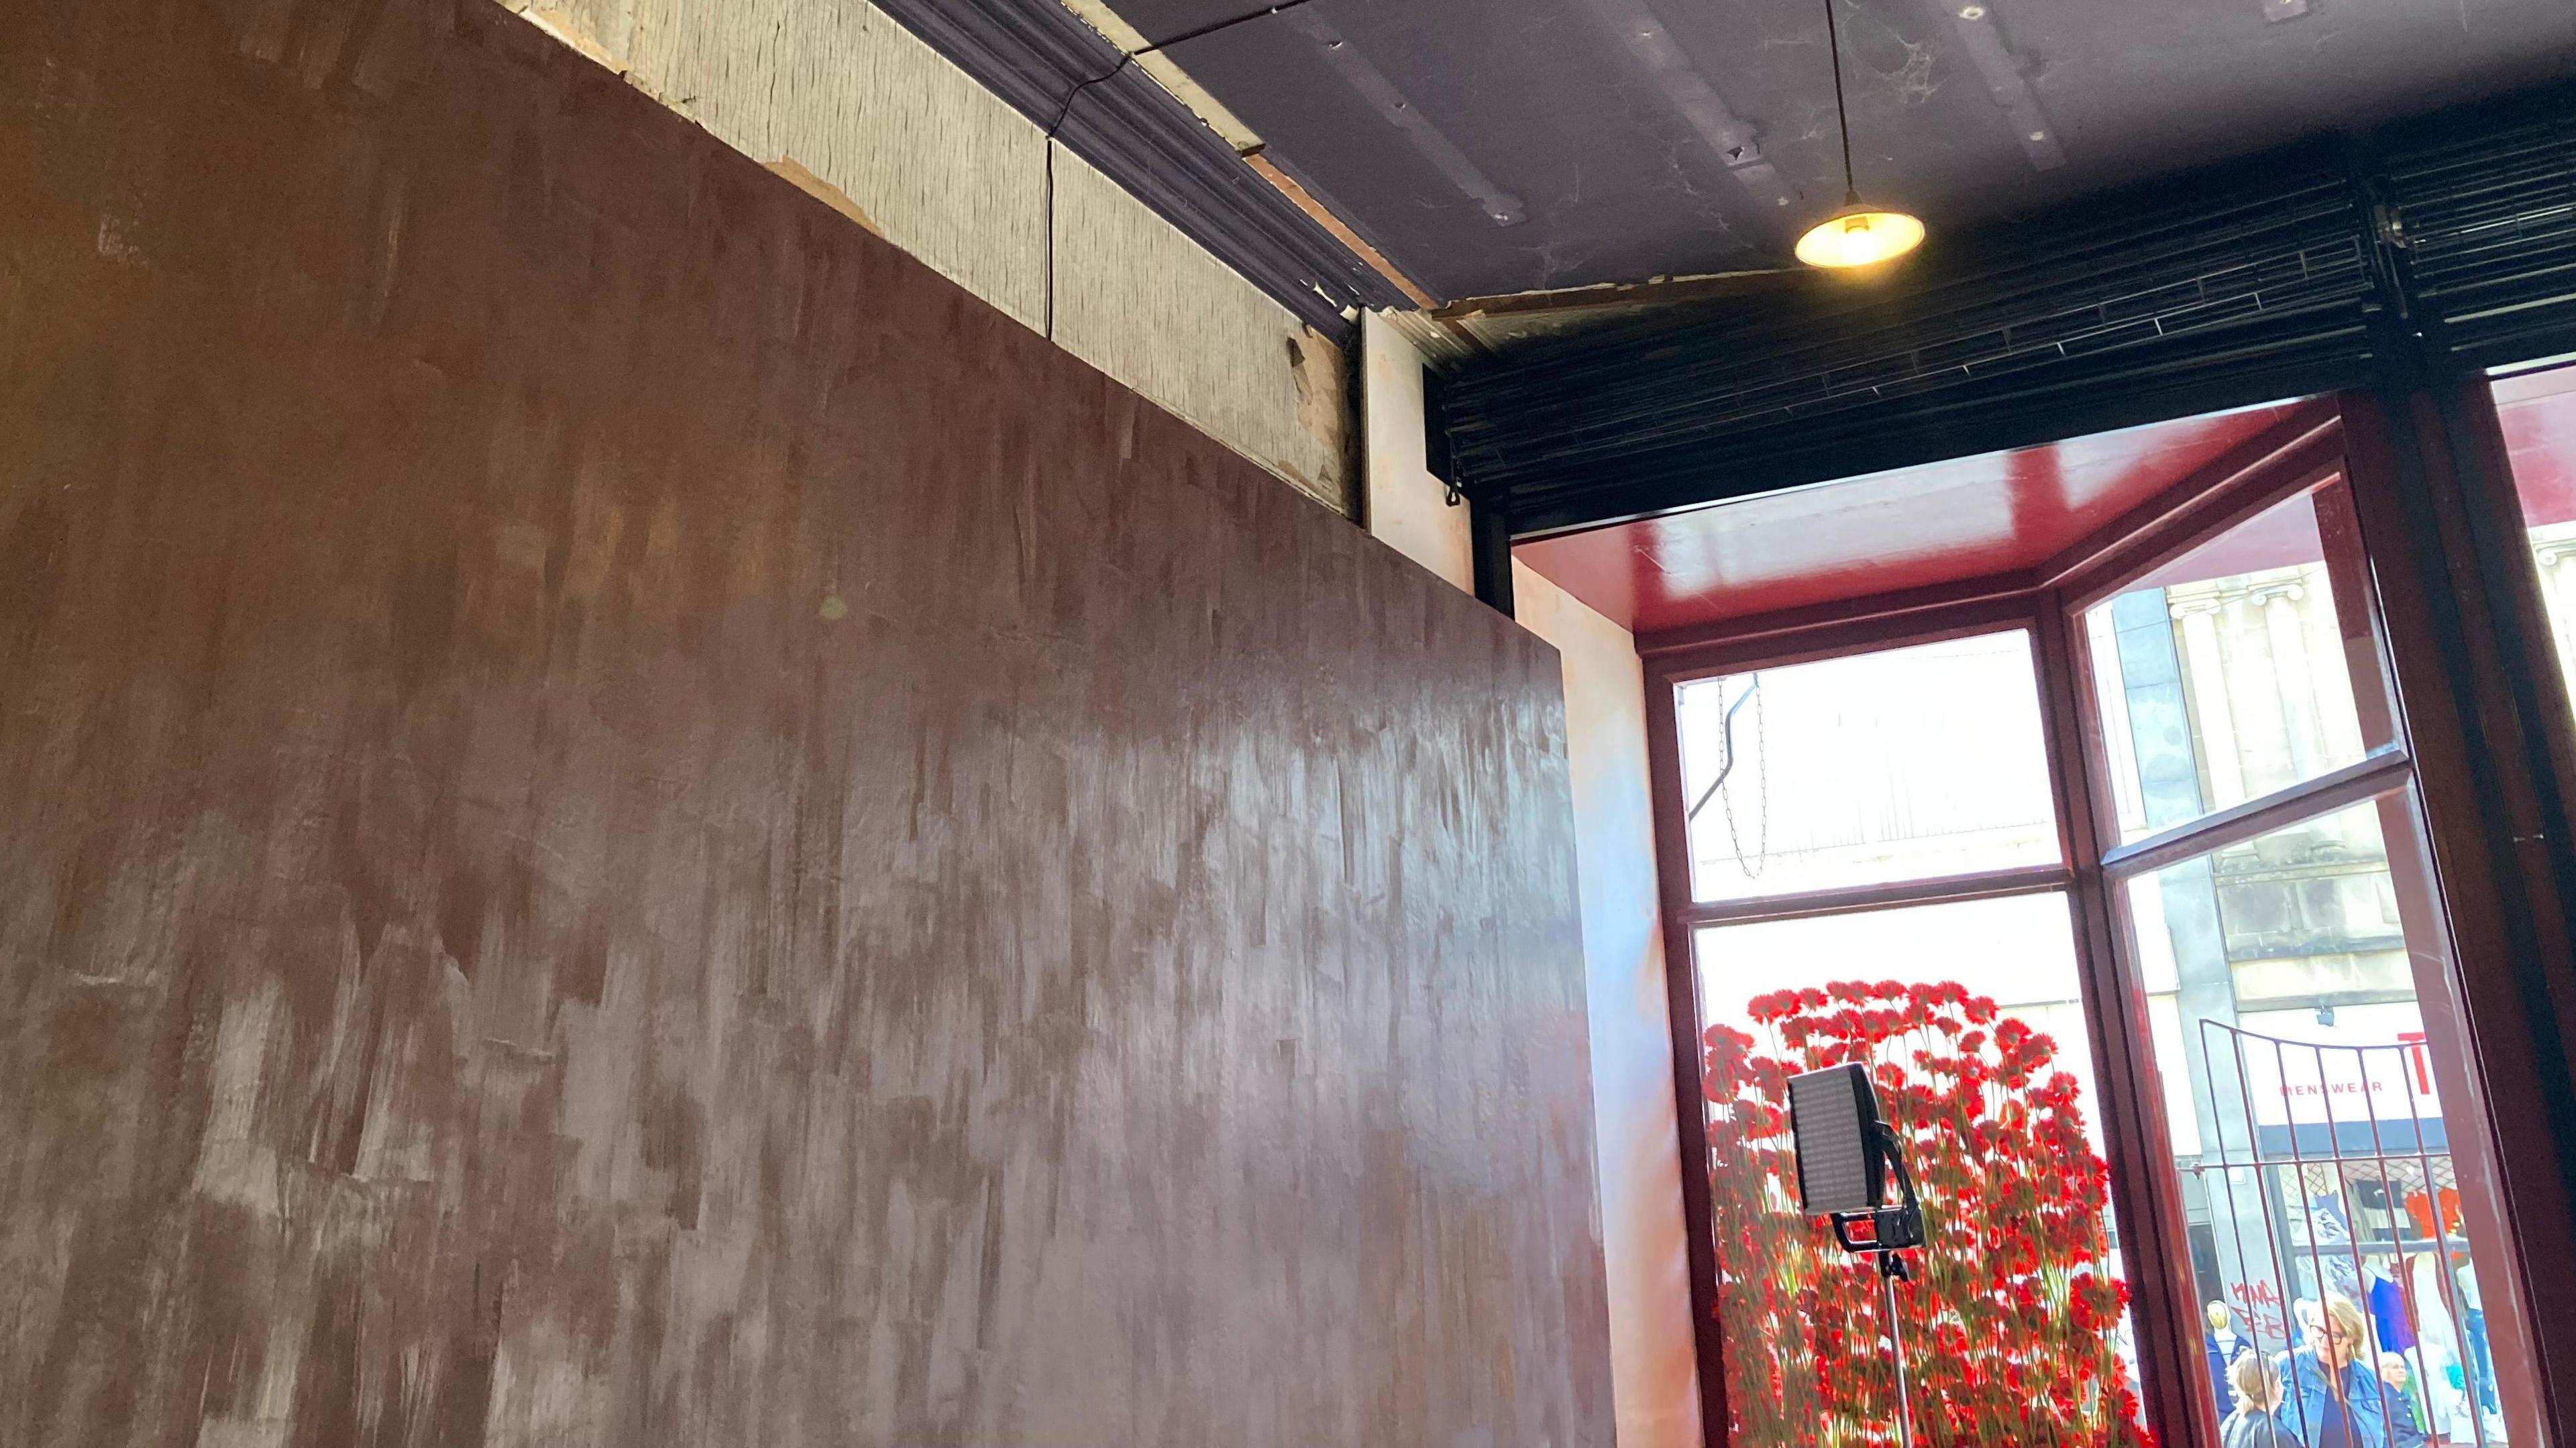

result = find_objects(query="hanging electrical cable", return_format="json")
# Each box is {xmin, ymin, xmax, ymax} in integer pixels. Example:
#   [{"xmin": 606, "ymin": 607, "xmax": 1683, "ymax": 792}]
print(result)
[
  {"xmin": 1042, "ymin": 0, "xmax": 1324, "ymax": 336},
  {"xmin": 1794, "ymin": 0, "xmax": 1925, "ymax": 270}
]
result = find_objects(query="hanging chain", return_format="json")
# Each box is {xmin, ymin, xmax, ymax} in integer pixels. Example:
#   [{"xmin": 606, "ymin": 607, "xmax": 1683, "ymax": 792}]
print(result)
[
  {"xmin": 1683, "ymin": 675, "xmax": 1772, "ymax": 881},
  {"xmin": 1717, "ymin": 675, "xmax": 1769, "ymax": 879}
]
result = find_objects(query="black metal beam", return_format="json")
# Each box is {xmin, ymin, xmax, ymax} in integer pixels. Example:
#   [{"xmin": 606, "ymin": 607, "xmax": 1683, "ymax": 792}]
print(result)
[
  {"xmin": 1421, "ymin": 365, "xmax": 1456, "ymax": 494},
  {"xmin": 1433, "ymin": 77, "xmax": 2576, "ymax": 541},
  {"xmin": 1469, "ymin": 497, "xmax": 1515, "ymax": 616}
]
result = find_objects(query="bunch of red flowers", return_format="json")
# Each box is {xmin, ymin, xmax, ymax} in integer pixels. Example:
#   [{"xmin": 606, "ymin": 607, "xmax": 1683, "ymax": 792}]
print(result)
[{"xmin": 1703, "ymin": 979, "xmax": 2152, "ymax": 1447}]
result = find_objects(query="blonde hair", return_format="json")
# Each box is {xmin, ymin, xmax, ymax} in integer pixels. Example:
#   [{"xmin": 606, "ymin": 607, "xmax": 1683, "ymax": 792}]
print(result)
[
  {"xmin": 2231, "ymin": 1352, "xmax": 2282, "ymax": 1410},
  {"xmin": 2322, "ymin": 1295, "xmax": 2368, "ymax": 1352}
]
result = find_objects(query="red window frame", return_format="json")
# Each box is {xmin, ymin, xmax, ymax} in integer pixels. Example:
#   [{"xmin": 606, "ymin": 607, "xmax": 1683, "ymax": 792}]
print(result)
[{"xmin": 1642, "ymin": 392, "xmax": 2556, "ymax": 1448}]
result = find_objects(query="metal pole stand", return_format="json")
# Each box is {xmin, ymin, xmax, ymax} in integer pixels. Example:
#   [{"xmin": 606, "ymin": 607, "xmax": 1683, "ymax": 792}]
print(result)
[
  {"xmin": 1822, "ymin": 1118, "xmax": 1928, "ymax": 1448},
  {"xmin": 1879, "ymin": 1249, "xmax": 1917, "ymax": 1448},
  {"xmin": 1834, "ymin": 1128, "xmax": 1937, "ymax": 1443}
]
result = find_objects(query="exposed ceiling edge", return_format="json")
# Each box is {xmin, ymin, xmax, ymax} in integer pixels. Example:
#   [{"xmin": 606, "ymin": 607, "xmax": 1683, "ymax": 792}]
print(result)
[
  {"xmin": 1431, "ymin": 268, "xmax": 1807, "ymax": 321},
  {"xmin": 865, "ymin": 0, "xmax": 1414, "ymax": 341},
  {"xmin": 1051, "ymin": 0, "xmax": 1438, "ymax": 308},
  {"xmin": 1379, "ymin": 307, "xmax": 1485, "ymax": 369},
  {"xmin": 1366, "ymin": 269, "xmax": 1820, "ymax": 358},
  {"xmin": 1054, "ymin": 0, "xmax": 1263, "ymax": 154},
  {"xmin": 1371, "ymin": 270, "xmax": 1823, "ymax": 372},
  {"xmin": 1246, "ymin": 155, "xmax": 1440, "ymax": 309}
]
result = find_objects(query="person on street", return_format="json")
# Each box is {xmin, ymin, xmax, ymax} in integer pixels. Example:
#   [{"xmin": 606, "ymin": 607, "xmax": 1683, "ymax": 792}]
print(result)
[
  {"xmin": 2208, "ymin": 1300, "xmax": 2259, "ymax": 1410},
  {"xmin": 2222, "ymin": 1353, "xmax": 2306, "ymax": 1448},
  {"xmin": 2277, "ymin": 1295, "xmax": 2392, "ymax": 1448}
]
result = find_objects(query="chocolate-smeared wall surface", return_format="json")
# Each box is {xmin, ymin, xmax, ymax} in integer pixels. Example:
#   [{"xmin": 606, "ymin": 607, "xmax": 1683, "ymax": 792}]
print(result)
[{"xmin": 0, "ymin": 1, "xmax": 1613, "ymax": 1443}]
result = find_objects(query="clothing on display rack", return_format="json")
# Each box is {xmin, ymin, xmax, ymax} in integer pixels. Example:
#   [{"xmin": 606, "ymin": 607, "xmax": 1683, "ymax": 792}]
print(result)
[
  {"xmin": 2403, "ymin": 1252, "xmax": 2479, "ymax": 1443},
  {"xmin": 2310, "ymin": 1192, "xmax": 2355, "ymax": 1246},
  {"xmin": 2467, "ymin": 1307, "xmax": 2496, "ymax": 1414},
  {"xmin": 2402, "ymin": 1187, "xmax": 2463, "ymax": 1243},
  {"xmin": 2369, "ymin": 1274, "xmax": 2417, "ymax": 1354},
  {"xmin": 2459, "ymin": 1258, "xmax": 2500, "ymax": 1420}
]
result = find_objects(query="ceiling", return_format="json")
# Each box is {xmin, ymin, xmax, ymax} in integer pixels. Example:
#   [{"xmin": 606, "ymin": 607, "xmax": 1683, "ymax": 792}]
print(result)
[
  {"xmin": 1104, "ymin": 0, "xmax": 2576, "ymax": 301},
  {"xmin": 1511, "ymin": 400, "xmax": 2304, "ymax": 634}
]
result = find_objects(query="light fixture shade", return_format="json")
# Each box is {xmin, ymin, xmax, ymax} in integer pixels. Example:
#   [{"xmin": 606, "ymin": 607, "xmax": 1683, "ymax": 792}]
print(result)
[{"xmin": 1794, "ymin": 202, "xmax": 1926, "ymax": 269}]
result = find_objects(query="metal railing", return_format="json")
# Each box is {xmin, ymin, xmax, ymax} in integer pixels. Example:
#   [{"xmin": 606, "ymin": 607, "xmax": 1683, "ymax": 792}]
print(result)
[{"xmin": 2191, "ymin": 1021, "xmax": 2504, "ymax": 1447}]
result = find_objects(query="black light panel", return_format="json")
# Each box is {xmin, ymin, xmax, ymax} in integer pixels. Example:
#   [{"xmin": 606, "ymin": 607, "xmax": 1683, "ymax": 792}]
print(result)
[{"xmin": 1788, "ymin": 1063, "xmax": 1884, "ymax": 1215}]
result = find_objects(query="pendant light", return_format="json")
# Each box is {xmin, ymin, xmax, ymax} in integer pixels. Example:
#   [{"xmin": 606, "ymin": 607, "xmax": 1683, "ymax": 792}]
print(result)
[{"xmin": 1795, "ymin": 0, "xmax": 1925, "ymax": 270}]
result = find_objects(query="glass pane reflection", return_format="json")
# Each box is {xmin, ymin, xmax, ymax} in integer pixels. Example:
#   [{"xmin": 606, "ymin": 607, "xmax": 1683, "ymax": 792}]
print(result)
[
  {"xmin": 1695, "ymin": 893, "xmax": 2145, "ymax": 1447},
  {"xmin": 2084, "ymin": 487, "xmax": 2375, "ymax": 844},
  {"xmin": 1676, "ymin": 632, "xmax": 2058, "ymax": 902},
  {"xmin": 2125, "ymin": 796, "xmax": 2509, "ymax": 1445}
]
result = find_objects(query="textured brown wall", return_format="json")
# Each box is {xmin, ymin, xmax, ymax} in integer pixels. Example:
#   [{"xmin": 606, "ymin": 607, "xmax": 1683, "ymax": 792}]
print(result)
[{"xmin": 0, "ymin": 1, "xmax": 1613, "ymax": 1443}]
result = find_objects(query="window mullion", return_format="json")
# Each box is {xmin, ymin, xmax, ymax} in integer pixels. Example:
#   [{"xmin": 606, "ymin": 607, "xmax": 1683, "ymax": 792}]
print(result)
[
  {"xmin": 2098, "ymin": 747, "xmax": 2414, "ymax": 879},
  {"xmin": 1677, "ymin": 862, "xmax": 2071, "ymax": 928}
]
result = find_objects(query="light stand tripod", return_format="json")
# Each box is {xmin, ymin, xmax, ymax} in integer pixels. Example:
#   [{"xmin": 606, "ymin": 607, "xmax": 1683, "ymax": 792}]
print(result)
[
  {"xmin": 1787, "ymin": 1064, "xmax": 1930, "ymax": 1448},
  {"xmin": 1829, "ymin": 1123, "xmax": 1925, "ymax": 1448}
]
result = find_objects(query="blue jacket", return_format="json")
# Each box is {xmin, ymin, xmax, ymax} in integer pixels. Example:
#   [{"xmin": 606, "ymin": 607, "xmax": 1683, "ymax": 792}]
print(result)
[
  {"xmin": 2276, "ymin": 1350, "xmax": 2390, "ymax": 1448},
  {"xmin": 2220, "ymin": 1407, "xmax": 2306, "ymax": 1448}
]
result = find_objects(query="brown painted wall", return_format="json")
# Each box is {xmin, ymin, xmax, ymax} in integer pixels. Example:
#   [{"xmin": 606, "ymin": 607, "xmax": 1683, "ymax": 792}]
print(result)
[{"xmin": 0, "ymin": 1, "xmax": 1613, "ymax": 1443}]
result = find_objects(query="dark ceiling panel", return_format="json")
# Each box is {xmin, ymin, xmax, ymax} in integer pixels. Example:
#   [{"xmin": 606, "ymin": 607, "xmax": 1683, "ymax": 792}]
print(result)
[
  {"xmin": 1110, "ymin": 0, "xmax": 2576, "ymax": 299},
  {"xmin": 1155, "ymin": 0, "xmax": 1786, "ymax": 300}
]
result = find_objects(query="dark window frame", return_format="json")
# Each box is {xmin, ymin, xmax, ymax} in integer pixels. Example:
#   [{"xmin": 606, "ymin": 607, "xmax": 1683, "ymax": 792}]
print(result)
[{"xmin": 1644, "ymin": 390, "xmax": 2559, "ymax": 1448}]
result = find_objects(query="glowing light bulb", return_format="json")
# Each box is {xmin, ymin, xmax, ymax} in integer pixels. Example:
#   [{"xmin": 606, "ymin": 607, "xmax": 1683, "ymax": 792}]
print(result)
[{"xmin": 1794, "ymin": 203, "xmax": 1927, "ymax": 270}]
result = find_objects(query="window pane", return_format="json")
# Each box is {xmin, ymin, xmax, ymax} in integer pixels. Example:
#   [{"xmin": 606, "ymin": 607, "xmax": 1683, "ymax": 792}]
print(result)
[
  {"xmin": 1695, "ymin": 893, "xmax": 2147, "ymax": 1447},
  {"xmin": 2123, "ymin": 795, "xmax": 2511, "ymax": 1445},
  {"xmin": 2083, "ymin": 486, "xmax": 2378, "ymax": 844},
  {"xmin": 2496, "ymin": 364, "xmax": 2576, "ymax": 700},
  {"xmin": 1674, "ymin": 632, "xmax": 2058, "ymax": 902}
]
